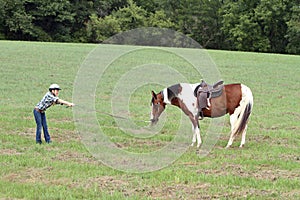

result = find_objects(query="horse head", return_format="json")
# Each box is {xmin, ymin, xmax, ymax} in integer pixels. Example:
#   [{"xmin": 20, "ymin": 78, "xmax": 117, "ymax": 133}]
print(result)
[{"xmin": 150, "ymin": 90, "xmax": 166, "ymax": 125}]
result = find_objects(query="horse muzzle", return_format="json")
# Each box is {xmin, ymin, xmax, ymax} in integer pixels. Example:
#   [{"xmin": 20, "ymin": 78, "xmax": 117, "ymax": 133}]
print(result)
[{"xmin": 150, "ymin": 118, "xmax": 158, "ymax": 125}]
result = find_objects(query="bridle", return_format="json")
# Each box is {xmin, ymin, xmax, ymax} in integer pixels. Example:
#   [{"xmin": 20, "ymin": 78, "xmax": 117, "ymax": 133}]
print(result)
[{"xmin": 151, "ymin": 91, "xmax": 165, "ymax": 121}]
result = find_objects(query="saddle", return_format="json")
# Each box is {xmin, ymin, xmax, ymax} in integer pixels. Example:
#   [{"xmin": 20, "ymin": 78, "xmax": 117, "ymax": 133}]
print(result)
[{"xmin": 197, "ymin": 80, "xmax": 224, "ymax": 119}]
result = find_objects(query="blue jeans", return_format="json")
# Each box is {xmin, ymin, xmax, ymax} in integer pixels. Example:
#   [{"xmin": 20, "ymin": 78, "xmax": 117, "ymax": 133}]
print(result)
[{"xmin": 33, "ymin": 109, "xmax": 51, "ymax": 143}]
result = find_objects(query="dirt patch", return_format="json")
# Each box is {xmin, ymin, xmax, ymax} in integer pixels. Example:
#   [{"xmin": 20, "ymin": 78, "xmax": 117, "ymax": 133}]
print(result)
[
  {"xmin": 82, "ymin": 176, "xmax": 129, "ymax": 190},
  {"xmin": 201, "ymin": 187, "xmax": 277, "ymax": 199},
  {"xmin": 3, "ymin": 167, "xmax": 53, "ymax": 184},
  {"xmin": 69, "ymin": 175, "xmax": 132, "ymax": 197},
  {"xmin": 52, "ymin": 150, "xmax": 98, "ymax": 165},
  {"xmin": 50, "ymin": 117, "xmax": 74, "ymax": 123},
  {"xmin": 69, "ymin": 176, "xmax": 212, "ymax": 199},
  {"xmin": 115, "ymin": 138, "xmax": 166, "ymax": 150},
  {"xmin": 18, "ymin": 128, "xmax": 36, "ymax": 138},
  {"xmin": 18, "ymin": 128, "xmax": 80, "ymax": 144},
  {"xmin": 147, "ymin": 182, "xmax": 211, "ymax": 199},
  {"xmin": 278, "ymin": 153, "xmax": 300, "ymax": 163},
  {"xmin": 196, "ymin": 163, "xmax": 300, "ymax": 182},
  {"xmin": 50, "ymin": 128, "xmax": 81, "ymax": 143},
  {"xmin": 0, "ymin": 148, "xmax": 23, "ymax": 156},
  {"xmin": 280, "ymin": 189, "xmax": 300, "ymax": 199},
  {"xmin": 248, "ymin": 134, "xmax": 299, "ymax": 149},
  {"xmin": 3, "ymin": 166, "xmax": 76, "ymax": 188},
  {"xmin": 282, "ymin": 112, "xmax": 300, "ymax": 120},
  {"xmin": 68, "ymin": 175, "xmax": 283, "ymax": 199}
]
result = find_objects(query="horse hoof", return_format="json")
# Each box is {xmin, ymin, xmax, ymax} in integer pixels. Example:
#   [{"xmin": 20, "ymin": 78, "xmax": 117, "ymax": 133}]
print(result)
[
  {"xmin": 239, "ymin": 144, "xmax": 244, "ymax": 148},
  {"xmin": 225, "ymin": 145, "xmax": 231, "ymax": 149}
]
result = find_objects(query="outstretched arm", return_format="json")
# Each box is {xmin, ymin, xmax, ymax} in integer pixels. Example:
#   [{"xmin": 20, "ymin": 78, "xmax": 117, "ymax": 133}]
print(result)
[{"xmin": 57, "ymin": 99, "xmax": 75, "ymax": 107}]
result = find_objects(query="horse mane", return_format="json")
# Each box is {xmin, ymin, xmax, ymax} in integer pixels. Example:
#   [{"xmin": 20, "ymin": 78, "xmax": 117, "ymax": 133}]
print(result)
[
  {"xmin": 166, "ymin": 84, "xmax": 181, "ymax": 102},
  {"xmin": 193, "ymin": 84, "xmax": 201, "ymax": 97}
]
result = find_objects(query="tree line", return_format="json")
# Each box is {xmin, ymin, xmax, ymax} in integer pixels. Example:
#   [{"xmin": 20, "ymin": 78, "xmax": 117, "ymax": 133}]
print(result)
[{"xmin": 0, "ymin": 0, "xmax": 299, "ymax": 54}]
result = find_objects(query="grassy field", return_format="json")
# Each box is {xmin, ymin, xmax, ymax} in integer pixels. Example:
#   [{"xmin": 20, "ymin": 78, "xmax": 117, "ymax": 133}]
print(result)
[{"xmin": 0, "ymin": 40, "xmax": 299, "ymax": 199}]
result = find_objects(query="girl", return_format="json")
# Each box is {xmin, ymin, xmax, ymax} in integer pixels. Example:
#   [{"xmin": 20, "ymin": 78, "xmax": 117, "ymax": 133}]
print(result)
[{"xmin": 33, "ymin": 84, "xmax": 75, "ymax": 144}]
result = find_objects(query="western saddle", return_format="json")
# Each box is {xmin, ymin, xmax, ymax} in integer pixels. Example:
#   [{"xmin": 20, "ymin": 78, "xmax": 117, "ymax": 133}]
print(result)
[{"xmin": 196, "ymin": 80, "xmax": 224, "ymax": 119}]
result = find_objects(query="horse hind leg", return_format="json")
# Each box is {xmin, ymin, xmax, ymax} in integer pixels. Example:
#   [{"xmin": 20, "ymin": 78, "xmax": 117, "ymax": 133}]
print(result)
[
  {"xmin": 226, "ymin": 114, "xmax": 238, "ymax": 148},
  {"xmin": 226, "ymin": 125, "xmax": 248, "ymax": 149},
  {"xmin": 226, "ymin": 133, "xmax": 235, "ymax": 149},
  {"xmin": 226, "ymin": 104, "xmax": 251, "ymax": 149},
  {"xmin": 238, "ymin": 84, "xmax": 253, "ymax": 148},
  {"xmin": 239, "ymin": 125, "xmax": 248, "ymax": 148}
]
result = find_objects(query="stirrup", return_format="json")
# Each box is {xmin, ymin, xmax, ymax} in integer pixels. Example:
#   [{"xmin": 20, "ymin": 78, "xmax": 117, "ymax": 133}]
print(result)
[{"xmin": 198, "ymin": 111, "xmax": 204, "ymax": 120}]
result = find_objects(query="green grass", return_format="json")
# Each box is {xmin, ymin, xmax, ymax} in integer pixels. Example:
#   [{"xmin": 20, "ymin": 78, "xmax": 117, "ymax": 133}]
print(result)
[{"xmin": 0, "ymin": 40, "xmax": 299, "ymax": 199}]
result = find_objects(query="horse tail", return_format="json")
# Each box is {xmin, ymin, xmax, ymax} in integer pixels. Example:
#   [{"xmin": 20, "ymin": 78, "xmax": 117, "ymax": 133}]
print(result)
[{"xmin": 232, "ymin": 84, "xmax": 253, "ymax": 135}]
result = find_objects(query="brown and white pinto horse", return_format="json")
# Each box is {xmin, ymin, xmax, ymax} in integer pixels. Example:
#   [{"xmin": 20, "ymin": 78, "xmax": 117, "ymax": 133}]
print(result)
[{"xmin": 150, "ymin": 82, "xmax": 253, "ymax": 149}]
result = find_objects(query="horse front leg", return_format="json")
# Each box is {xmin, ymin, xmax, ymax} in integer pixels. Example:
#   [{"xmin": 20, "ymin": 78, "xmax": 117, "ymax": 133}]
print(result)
[
  {"xmin": 189, "ymin": 114, "xmax": 202, "ymax": 148},
  {"xmin": 195, "ymin": 113, "xmax": 202, "ymax": 148},
  {"xmin": 190, "ymin": 125, "xmax": 197, "ymax": 147},
  {"xmin": 190, "ymin": 126, "xmax": 201, "ymax": 148},
  {"xmin": 195, "ymin": 126, "xmax": 202, "ymax": 148}
]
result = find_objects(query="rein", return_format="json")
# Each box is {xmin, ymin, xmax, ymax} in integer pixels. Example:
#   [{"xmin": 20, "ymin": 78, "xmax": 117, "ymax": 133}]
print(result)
[
  {"xmin": 69, "ymin": 105, "xmax": 150, "ymax": 123},
  {"xmin": 96, "ymin": 111, "xmax": 151, "ymax": 123}
]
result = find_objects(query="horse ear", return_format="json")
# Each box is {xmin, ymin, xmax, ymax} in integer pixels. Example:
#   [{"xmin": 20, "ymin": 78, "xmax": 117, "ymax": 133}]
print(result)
[{"xmin": 151, "ymin": 91, "xmax": 157, "ymax": 99}]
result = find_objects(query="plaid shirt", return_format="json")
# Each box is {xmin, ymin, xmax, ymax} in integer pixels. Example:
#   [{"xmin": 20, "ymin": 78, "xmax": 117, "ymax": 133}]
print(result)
[{"xmin": 36, "ymin": 92, "xmax": 59, "ymax": 111}]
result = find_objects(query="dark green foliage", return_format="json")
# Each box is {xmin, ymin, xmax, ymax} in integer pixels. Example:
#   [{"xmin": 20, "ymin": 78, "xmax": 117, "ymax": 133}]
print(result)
[
  {"xmin": 285, "ymin": 4, "xmax": 300, "ymax": 54},
  {"xmin": 85, "ymin": 0, "xmax": 174, "ymax": 42},
  {"xmin": 0, "ymin": 0, "xmax": 299, "ymax": 54}
]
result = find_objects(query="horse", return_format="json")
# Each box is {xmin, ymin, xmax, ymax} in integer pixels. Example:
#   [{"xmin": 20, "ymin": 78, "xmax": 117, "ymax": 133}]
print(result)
[{"xmin": 150, "ymin": 81, "xmax": 253, "ymax": 149}]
